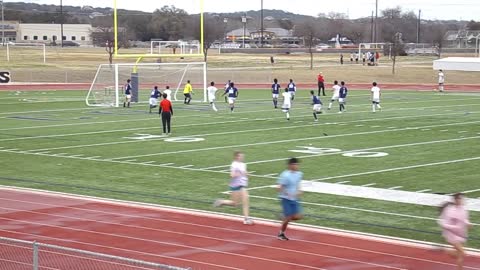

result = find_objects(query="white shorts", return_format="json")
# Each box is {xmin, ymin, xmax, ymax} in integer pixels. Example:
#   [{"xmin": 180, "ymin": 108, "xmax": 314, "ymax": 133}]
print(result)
[
  {"xmin": 283, "ymin": 103, "xmax": 291, "ymax": 110},
  {"xmin": 126, "ymin": 95, "xmax": 132, "ymax": 99},
  {"xmin": 272, "ymin": 94, "xmax": 279, "ymax": 99},
  {"xmin": 208, "ymin": 95, "xmax": 216, "ymax": 103},
  {"xmin": 372, "ymin": 98, "xmax": 380, "ymax": 103},
  {"xmin": 313, "ymin": 104, "xmax": 322, "ymax": 112},
  {"xmin": 149, "ymin": 98, "xmax": 158, "ymax": 106},
  {"xmin": 228, "ymin": 97, "xmax": 236, "ymax": 104},
  {"xmin": 339, "ymin": 98, "xmax": 345, "ymax": 103},
  {"xmin": 289, "ymin": 91, "xmax": 295, "ymax": 96},
  {"xmin": 331, "ymin": 95, "xmax": 339, "ymax": 101}
]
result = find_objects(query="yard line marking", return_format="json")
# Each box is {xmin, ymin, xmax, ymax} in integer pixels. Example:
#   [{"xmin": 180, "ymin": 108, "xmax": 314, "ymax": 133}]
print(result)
[
  {"xmin": 36, "ymin": 151, "xmax": 51, "ymax": 154},
  {"xmin": 249, "ymin": 171, "xmax": 256, "ymax": 174},
  {"xmin": 362, "ymin": 183, "xmax": 377, "ymax": 187},
  {"xmin": 440, "ymin": 130, "xmax": 449, "ymax": 132},
  {"xmin": 461, "ymin": 189, "xmax": 480, "ymax": 194},
  {"xmin": 204, "ymin": 133, "xmax": 480, "ymax": 169},
  {"xmin": 421, "ymin": 129, "xmax": 431, "ymax": 131},
  {"xmin": 159, "ymin": 163, "xmax": 174, "ymax": 166},
  {"xmin": 459, "ymin": 131, "xmax": 468, "ymax": 133},
  {"xmin": 125, "ymin": 159, "xmax": 137, "ymax": 162},
  {"xmin": 388, "ymin": 186, "xmax": 403, "ymax": 190},
  {"xmin": 355, "ymin": 125, "xmax": 364, "ymax": 127},
  {"xmin": 141, "ymin": 161, "xmax": 156, "ymax": 165},
  {"xmin": 263, "ymin": 173, "xmax": 278, "ymax": 177},
  {"xmin": 336, "ymin": 181, "xmax": 351, "ymax": 184},
  {"xmin": 371, "ymin": 125, "xmax": 381, "ymax": 128},
  {"xmin": 220, "ymin": 169, "xmax": 230, "ymax": 172},
  {"xmin": 388, "ymin": 127, "xmax": 397, "ymax": 129},
  {"xmin": 179, "ymin": 165, "xmax": 194, "ymax": 168},
  {"xmin": 69, "ymin": 154, "xmax": 84, "ymax": 158},
  {"xmin": 416, "ymin": 189, "xmax": 432, "ymax": 193},
  {"xmin": 85, "ymin": 156, "xmax": 102, "ymax": 159}
]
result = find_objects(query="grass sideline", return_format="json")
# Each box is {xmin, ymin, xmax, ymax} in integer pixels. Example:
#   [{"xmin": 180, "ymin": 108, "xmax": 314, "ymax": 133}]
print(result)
[{"xmin": 1, "ymin": 88, "xmax": 479, "ymax": 247}]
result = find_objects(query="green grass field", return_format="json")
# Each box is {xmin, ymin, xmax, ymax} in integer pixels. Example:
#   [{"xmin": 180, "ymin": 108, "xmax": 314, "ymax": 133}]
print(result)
[{"xmin": 1, "ymin": 88, "xmax": 480, "ymax": 247}]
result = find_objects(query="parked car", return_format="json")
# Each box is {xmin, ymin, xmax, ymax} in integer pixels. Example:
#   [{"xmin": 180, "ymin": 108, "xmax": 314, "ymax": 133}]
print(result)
[
  {"xmin": 316, "ymin": 43, "xmax": 330, "ymax": 49},
  {"xmin": 287, "ymin": 44, "xmax": 301, "ymax": 48},
  {"xmin": 51, "ymin": 41, "xmax": 80, "ymax": 47}
]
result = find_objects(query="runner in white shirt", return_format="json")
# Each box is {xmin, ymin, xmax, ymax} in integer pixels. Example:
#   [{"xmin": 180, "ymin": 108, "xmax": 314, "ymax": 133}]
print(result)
[
  {"xmin": 282, "ymin": 88, "xmax": 292, "ymax": 120},
  {"xmin": 214, "ymin": 151, "xmax": 253, "ymax": 225},
  {"xmin": 371, "ymin": 82, "xmax": 382, "ymax": 113},
  {"xmin": 207, "ymin": 81, "xmax": 219, "ymax": 111},
  {"xmin": 163, "ymin": 86, "xmax": 172, "ymax": 101},
  {"xmin": 438, "ymin": 70, "xmax": 445, "ymax": 92},
  {"xmin": 328, "ymin": 80, "xmax": 341, "ymax": 110}
]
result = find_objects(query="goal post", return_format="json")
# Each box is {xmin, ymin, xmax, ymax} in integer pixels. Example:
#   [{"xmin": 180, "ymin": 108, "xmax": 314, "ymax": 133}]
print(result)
[
  {"xmin": 6, "ymin": 43, "xmax": 46, "ymax": 63},
  {"xmin": 86, "ymin": 62, "xmax": 208, "ymax": 107}
]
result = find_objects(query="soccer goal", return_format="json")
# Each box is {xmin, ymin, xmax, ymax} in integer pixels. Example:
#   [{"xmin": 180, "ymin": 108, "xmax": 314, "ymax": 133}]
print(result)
[
  {"xmin": 6, "ymin": 43, "xmax": 46, "ymax": 63},
  {"xmin": 86, "ymin": 62, "xmax": 207, "ymax": 107},
  {"xmin": 358, "ymin": 43, "xmax": 386, "ymax": 56},
  {"xmin": 150, "ymin": 41, "xmax": 201, "ymax": 55}
]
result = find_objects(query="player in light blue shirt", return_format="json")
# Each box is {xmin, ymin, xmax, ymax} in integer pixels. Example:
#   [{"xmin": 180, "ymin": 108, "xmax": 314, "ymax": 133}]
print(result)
[{"xmin": 277, "ymin": 157, "xmax": 304, "ymax": 241}]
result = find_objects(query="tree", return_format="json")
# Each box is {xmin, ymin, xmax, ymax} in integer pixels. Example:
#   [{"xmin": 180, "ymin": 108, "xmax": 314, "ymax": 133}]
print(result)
[
  {"xmin": 294, "ymin": 19, "xmax": 319, "ymax": 70},
  {"xmin": 380, "ymin": 7, "xmax": 417, "ymax": 43},
  {"xmin": 150, "ymin": 5, "xmax": 188, "ymax": 41},
  {"xmin": 105, "ymin": 40, "xmax": 114, "ymax": 64},
  {"xmin": 467, "ymin": 20, "xmax": 480, "ymax": 31},
  {"xmin": 187, "ymin": 15, "xmax": 224, "ymax": 62},
  {"xmin": 391, "ymin": 32, "xmax": 404, "ymax": 74}
]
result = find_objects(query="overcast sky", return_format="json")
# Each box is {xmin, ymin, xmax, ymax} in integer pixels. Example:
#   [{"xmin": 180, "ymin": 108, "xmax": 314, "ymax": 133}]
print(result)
[{"xmin": 9, "ymin": 0, "xmax": 480, "ymax": 21}]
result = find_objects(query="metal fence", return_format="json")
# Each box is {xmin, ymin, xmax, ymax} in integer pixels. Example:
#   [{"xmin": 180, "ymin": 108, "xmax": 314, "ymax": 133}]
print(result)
[{"xmin": 0, "ymin": 237, "xmax": 191, "ymax": 270}]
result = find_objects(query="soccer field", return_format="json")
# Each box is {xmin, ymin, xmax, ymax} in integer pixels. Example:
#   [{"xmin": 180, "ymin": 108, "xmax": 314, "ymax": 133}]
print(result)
[{"xmin": 1, "ymin": 88, "xmax": 479, "ymax": 247}]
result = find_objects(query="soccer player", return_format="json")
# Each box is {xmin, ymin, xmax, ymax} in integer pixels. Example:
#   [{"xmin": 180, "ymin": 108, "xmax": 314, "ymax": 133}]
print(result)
[
  {"xmin": 340, "ymin": 53, "xmax": 344, "ymax": 65},
  {"xmin": 159, "ymin": 93, "xmax": 173, "ymax": 135},
  {"xmin": 438, "ymin": 193, "xmax": 472, "ymax": 270},
  {"xmin": 350, "ymin": 52, "xmax": 354, "ymax": 63},
  {"xmin": 272, "ymin": 78, "xmax": 281, "ymax": 109},
  {"xmin": 310, "ymin": 90, "xmax": 322, "ymax": 122},
  {"xmin": 355, "ymin": 52, "xmax": 359, "ymax": 64},
  {"xmin": 282, "ymin": 88, "xmax": 291, "ymax": 120},
  {"xmin": 328, "ymin": 80, "xmax": 341, "ymax": 110},
  {"xmin": 123, "ymin": 79, "xmax": 132, "ymax": 108},
  {"xmin": 214, "ymin": 151, "xmax": 254, "ymax": 225},
  {"xmin": 371, "ymin": 82, "xmax": 382, "ymax": 113},
  {"xmin": 277, "ymin": 157, "xmax": 303, "ymax": 241},
  {"xmin": 317, "ymin": 72, "xmax": 325, "ymax": 96},
  {"xmin": 287, "ymin": 79, "xmax": 296, "ymax": 100},
  {"xmin": 207, "ymin": 81, "xmax": 219, "ymax": 112},
  {"xmin": 362, "ymin": 53, "xmax": 366, "ymax": 66},
  {"xmin": 225, "ymin": 82, "xmax": 238, "ymax": 112},
  {"xmin": 163, "ymin": 86, "xmax": 172, "ymax": 101},
  {"xmin": 339, "ymin": 81, "xmax": 348, "ymax": 113},
  {"xmin": 224, "ymin": 80, "xmax": 231, "ymax": 103},
  {"xmin": 149, "ymin": 86, "xmax": 161, "ymax": 113},
  {"xmin": 438, "ymin": 69, "xmax": 445, "ymax": 92},
  {"xmin": 183, "ymin": 80, "xmax": 193, "ymax": 104}
]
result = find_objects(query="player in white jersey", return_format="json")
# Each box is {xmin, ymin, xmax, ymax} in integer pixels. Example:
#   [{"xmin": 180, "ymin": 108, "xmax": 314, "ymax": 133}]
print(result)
[
  {"xmin": 214, "ymin": 151, "xmax": 253, "ymax": 225},
  {"xmin": 438, "ymin": 70, "xmax": 445, "ymax": 92},
  {"xmin": 371, "ymin": 82, "xmax": 382, "ymax": 113},
  {"xmin": 163, "ymin": 86, "xmax": 172, "ymax": 101},
  {"xmin": 282, "ymin": 88, "xmax": 292, "ymax": 120},
  {"xmin": 207, "ymin": 81, "xmax": 219, "ymax": 111},
  {"xmin": 328, "ymin": 80, "xmax": 341, "ymax": 110}
]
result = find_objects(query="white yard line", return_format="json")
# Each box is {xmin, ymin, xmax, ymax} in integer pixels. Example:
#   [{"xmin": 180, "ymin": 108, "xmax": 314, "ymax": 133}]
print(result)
[
  {"xmin": 388, "ymin": 186, "xmax": 404, "ymax": 190},
  {"xmin": 336, "ymin": 181, "xmax": 351, "ymax": 184},
  {"xmin": 362, "ymin": 183, "xmax": 377, "ymax": 187},
  {"xmin": 203, "ymin": 132, "xmax": 480, "ymax": 169},
  {"xmin": 461, "ymin": 189, "xmax": 480, "ymax": 194},
  {"xmin": 416, "ymin": 189, "xmax": 432, "ymax": 193}
]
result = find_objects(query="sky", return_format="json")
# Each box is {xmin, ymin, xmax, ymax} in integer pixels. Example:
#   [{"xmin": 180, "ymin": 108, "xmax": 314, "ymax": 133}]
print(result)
[{"xmin": 8, "ymin": 0, "xmax": 480, "ymax": 21}]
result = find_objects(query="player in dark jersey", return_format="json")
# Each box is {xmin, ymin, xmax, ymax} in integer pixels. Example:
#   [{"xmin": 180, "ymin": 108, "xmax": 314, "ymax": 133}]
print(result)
[
  {"xmin": 339, "ymin": 81, "xmax": 348, "ymax": 113},
  {"xmin": 310, "ymin": 91, "xmax": 323, "ymax": 122},
  {"xmin": 224, "ymin": 82, "xmax": 238, "ymax": 112},
  {"xmin": 123, "ymin": 79, "xmax": 132, "ymax": 108},
  {"xmin": 149, "ymin": 86, "xmax": 161, "ymax": 113},
  {"xmin": 272, "ymin": 78, "xmax": 281, "ymax": 109}
]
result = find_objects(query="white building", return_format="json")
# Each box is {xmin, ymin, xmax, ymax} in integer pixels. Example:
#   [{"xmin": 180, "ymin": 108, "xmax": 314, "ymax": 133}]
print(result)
[{"xmin": 17, "ymin": 24, "xmax": 93, "ymax": 45}]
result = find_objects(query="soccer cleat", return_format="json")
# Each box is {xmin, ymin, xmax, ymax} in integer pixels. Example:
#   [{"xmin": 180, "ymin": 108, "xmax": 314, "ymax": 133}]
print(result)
[
  {"xmin": 243, "ymin": 218, "xmax": 254, "ymax": 225},
  {"xmin": 278, "ymin": 233, "xmax": 289, "ymax": 241},
  {"xmin": 314, "ymin": 119, "xmax": 318, "ymax": 122},
  {"xmin": 213, "ymin": 199, "xmax": 222, "ymax": 207}
]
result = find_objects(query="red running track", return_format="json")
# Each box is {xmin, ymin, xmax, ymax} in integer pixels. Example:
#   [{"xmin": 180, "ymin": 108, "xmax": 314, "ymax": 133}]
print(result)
[
  {"xmin": 0, "ymin": 187, "xmax": 480, "ymax": 270},
  {"xmin": 0, "ymin": 82, "xmax": 479, "ymax": 92}
]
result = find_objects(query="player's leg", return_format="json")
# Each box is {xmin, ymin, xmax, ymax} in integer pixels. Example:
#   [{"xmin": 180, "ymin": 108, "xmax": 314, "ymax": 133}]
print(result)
[
  {"xmin": 166, "ymin": 112, "xmax": 171, "ymax": 134},
  {"xmin": 283, "ymin": 107, "xmax": 290, "ymax": 120},
  {"xmin": 439, "ymin": 83, "xmax": 444, "ymax": 92},
  {"xmin": 290, "ymin": 92, "xmax": 295, "ymax": 101},
  {"xmin": 161, "ymin": 113, "xmax": 167, "ymax": 134},
  {"xmin": 127, "ymin": 96, "xmax": 131, "ymax": 108},
  {"xmin": 376, "ymin": 100, "xmax": 382, "ymax": 110},
  {"xmin": 240, "ymin": 188, "xmax": 253, "ymax": 225},
  {"xmin": 318, "ymin": 83, "xmax": 321, "ymax": 96},
  {"xmin": 372, "ymin": 101, "xmax": 376, "ymax": 113},
  {"xmin": 273, "ymin": 94, "xmax": 278, "ymax": 108},
  {"xmin": 214, "ymin": 189, "xmax": 241, "ymax": 207},
  {"xmin": 184, "ymin": 94, "xmax": 188, "ymax": 104},
  {"xmin": 123, "ymin": 96, "xmax": 127, "ymax": 107},
  {"xmin": 321, "ymin": 84, "xmax": 326, "ymax": 96}
]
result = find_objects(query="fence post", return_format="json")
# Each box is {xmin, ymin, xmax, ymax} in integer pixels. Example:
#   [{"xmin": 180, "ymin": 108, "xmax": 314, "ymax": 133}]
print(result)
[{"xmin": 33, "ymin": 241, "xmax": 39, "ymax": 270}]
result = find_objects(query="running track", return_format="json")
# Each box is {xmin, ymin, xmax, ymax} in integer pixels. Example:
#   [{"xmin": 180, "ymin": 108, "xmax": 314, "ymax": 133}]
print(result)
[{"xmin": 1, "ymin": 187, "xmax": 480, "ymax": 270}]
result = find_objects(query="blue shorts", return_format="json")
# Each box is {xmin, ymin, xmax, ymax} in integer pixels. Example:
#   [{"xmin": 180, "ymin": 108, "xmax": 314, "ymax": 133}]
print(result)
[
  {"xmin": 230, "ymin": 186, "xmax": 245, "ymax": 192},
  {"xmin": 281, "ymin": 198, "xmax": 302, "ymax": 217}
]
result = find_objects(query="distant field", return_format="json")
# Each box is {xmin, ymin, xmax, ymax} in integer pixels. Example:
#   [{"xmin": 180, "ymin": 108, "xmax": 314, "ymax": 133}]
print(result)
[
  {"xmin": 1, "ymin": 88, "xmax": 479, "ymax": 247},
  {"xmin": 1, "ymin": 46, "xmax": 479, "ymax": 85}
]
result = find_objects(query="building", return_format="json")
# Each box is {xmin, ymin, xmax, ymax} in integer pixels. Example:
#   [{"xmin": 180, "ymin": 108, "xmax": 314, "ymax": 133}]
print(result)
[
  {"xmin": 17, "ymin": 24, "xmax": 92, "ymax": 45},
  {"xmin": 0, "ymin": 21, "xmax": 19, "ymax": 43},
  {"xmin": 226, "ymin": 27, "xmax": 299, "ymax": 45}
]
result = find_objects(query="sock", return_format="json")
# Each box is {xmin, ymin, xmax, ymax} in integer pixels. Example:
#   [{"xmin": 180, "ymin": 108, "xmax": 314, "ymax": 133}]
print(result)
[
  {"xmin": 291, "ymin": 95, "xmax": 295, "ymax": 100},
  {"xmin": 127, "ymin": 102, "xmax": 130, "ymax": 108},
  {"xmin": 212, "ymin": 103, "xmax": 217, "ymax": 111},
  {"xmin": 313, "ymin": 112, "xmax": 317, "ymax": 120},
  {"xmin": 230, "ymin": 106, "xmax": 234, "ymax": 112},
  {"xmin": 273, "ymin": 99, "xmax": 277, "ymax": 107},
  {"xmin": 123, "ymin": 102, "xmax": 126, "ymax": 107},
  {"xmin": 286, "ymin": 112, "xmax": 290, "ymax": 119},
  {"xmin": 328, "ymin": 102, "xmax": 332, "ymax": 109},
  {"xmin": 372, "ymin": 104, "xmax": 376, "ymax": 112},
  {"xmin": 340, "ymin": 104, "xmax": 344, "ymax": 111},
  {"xmin": 377, "ymin": 104, "xmax": 382, "ymax": 109}
]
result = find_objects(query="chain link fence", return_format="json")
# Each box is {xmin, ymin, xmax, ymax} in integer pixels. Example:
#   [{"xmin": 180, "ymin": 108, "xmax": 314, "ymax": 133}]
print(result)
[{"xmin": 0, "ymin": 237, "xmax": 191, "ymax": 270}]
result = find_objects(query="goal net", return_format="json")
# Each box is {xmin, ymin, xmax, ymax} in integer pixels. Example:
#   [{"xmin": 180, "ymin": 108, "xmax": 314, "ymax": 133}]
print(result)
[
  {"xmin": 6, "ymin": 43, "xmax": 46, "ymax": 63},
  {"xmin": 150, "ymin": 41, "xmax": 201, "ymax": 56},
  {"xmin": 86, "ymin": 62, "xmax": 207, "ymax": 107}
]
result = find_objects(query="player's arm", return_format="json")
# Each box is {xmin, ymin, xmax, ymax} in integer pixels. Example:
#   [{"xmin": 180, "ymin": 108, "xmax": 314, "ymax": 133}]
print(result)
[
  {"xmin": 170, "ymin": 103, "xmax": 173, "ymax": 116},
  {"xmin": 159, "ymin": 102, "xmax": 163, "ymax": 114}
]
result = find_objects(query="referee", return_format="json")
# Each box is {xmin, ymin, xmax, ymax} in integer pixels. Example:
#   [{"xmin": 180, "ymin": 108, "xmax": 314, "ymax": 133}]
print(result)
[{"xmin": 159, "ymin": 93, "xmax": 173, "ymax": 135}]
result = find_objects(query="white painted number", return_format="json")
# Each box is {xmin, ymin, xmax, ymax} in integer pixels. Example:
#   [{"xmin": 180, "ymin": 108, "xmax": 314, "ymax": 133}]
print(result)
[
  {"xmin": 164, "ymin": 137, "xmax": 205, "ymax": 143},
  {"xmin": 289, "ymin": 146, "xmax": 389, "ymax": 158},
  {"xmin": 343, "ymin": 152, "xmax": 389, "ymax": 158}
]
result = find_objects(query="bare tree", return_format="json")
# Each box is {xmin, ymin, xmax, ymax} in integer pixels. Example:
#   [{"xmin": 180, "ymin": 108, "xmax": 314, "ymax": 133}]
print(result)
[
  {"xmin": 295, "ymin": 19, "xmax": 319, "ymax": 70},
  {"xmin": 391, "ymin": 32, "xmax": 403, "ymax": 74},
  {"xmin": 186, "ymin": 15, "xmax": 224, "ymax": 62},
  {"xmin": 105, "ymin": 40, "xmax": 114, "ymax": 64}
]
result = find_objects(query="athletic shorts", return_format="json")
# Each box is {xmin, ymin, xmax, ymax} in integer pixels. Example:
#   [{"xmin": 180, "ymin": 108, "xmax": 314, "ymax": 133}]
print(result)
[
  {"xmin": 372, "ymin": 98, "xmax": 380, "ymax": 104},
  {"xmin": 272, "ymin": 94, "xmax": 279, "ymax": 99},
  {"xmin": 313, "ymin": 104, "xmax": 322, "ymax": 111},
  {"xmin": 149, "ymin": 98, "xmax": 158, "ymax": 106},
  {"xmin": 339, "ymin": 98, "xmax": 346, "ymax": 103},
  {"xmin": 331, "ymin": 95, "xmax": 339, "ymax": 101},
  {"xmin": 283, "ymin": 103, "xmax": 291, "ymax": 109},
  {"xmin": 184, "ymin": 93, "xmax": 191, "ymax": 98},
  {"xmin": 126, "ymin": 95, "xmax": 132, "ymax": 99},
  {"xmin": 230, "ymin": 186, "xmax": 245, "ymax": 192},
  {"xmin": 289, "ymin": 91, "xmax": 296, "ymax": 96},
  {"xmin": 281, "ymin": 198, "xmax": 302, "ymax": 217},
  {"xmin": 228, "ymin": 97, "xmax": 236, "ymax": 104},
  {"xmin": 208, "ymin": 95, "xmax": 216, "ymax": 103}
]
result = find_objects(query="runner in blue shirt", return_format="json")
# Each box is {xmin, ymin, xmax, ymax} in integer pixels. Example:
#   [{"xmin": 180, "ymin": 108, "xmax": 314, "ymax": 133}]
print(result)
[
  {"xmin": 339, "ymin": 81, "xmax": 348, "ymax": 113},
  {"xmin": 277, "ymin": 157, "xmax": 304, "ymax": 241},
  {"xmin": 272, "ymin": 78, "xmax": 281, "ymax": 109}
]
